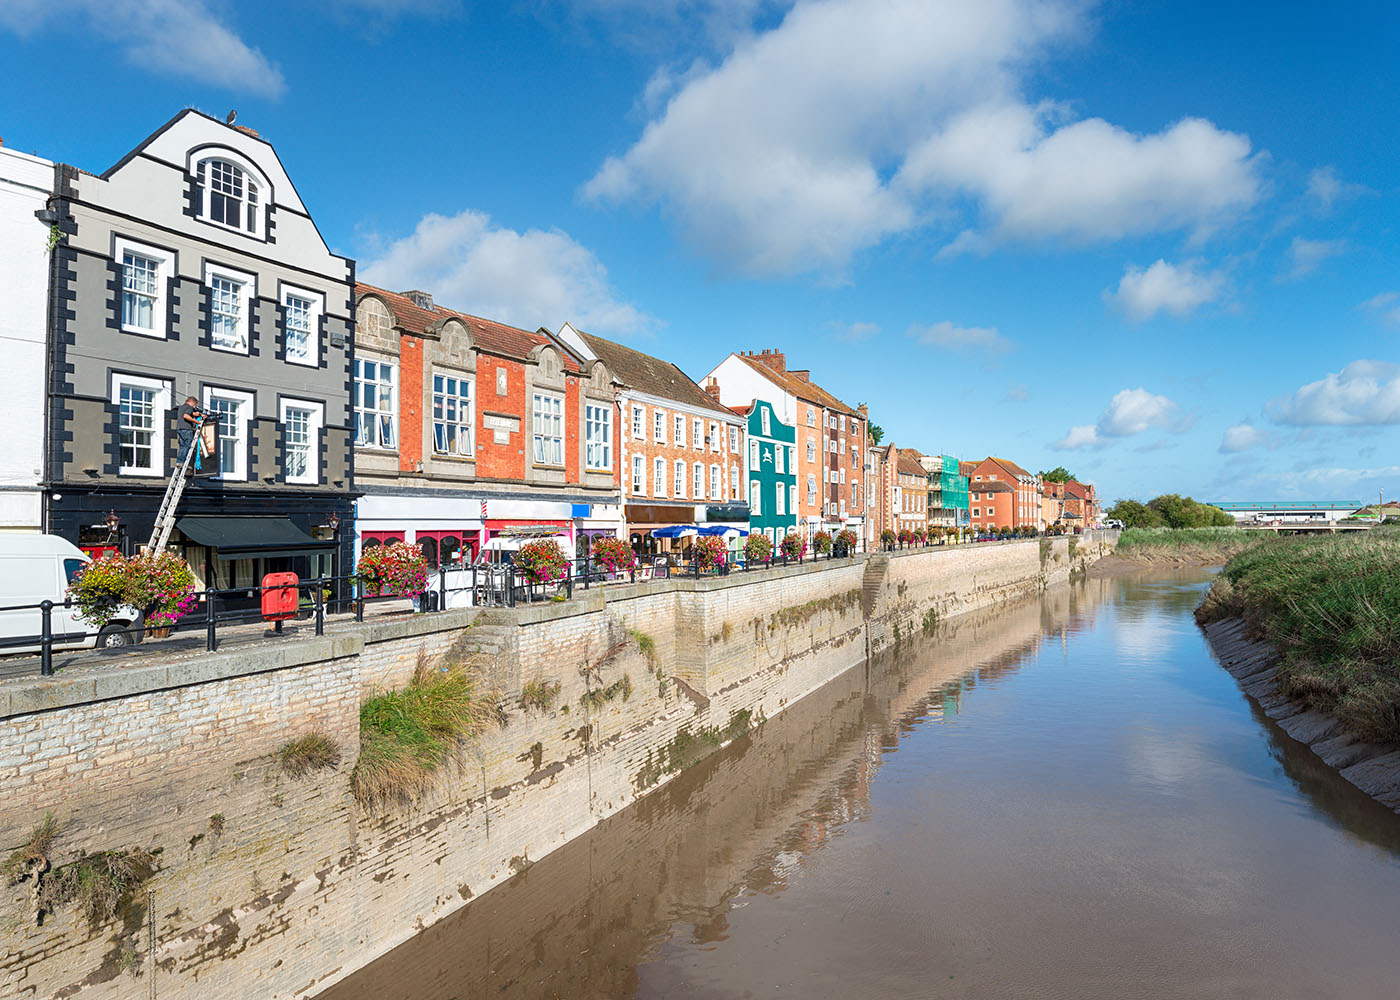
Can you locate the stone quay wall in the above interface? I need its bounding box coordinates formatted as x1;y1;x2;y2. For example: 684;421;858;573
0;533;1113;999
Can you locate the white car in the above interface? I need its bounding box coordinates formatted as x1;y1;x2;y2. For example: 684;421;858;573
0;534;144;655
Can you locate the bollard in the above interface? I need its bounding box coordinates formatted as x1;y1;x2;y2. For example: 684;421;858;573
39;600;53;676
314;580;325;636
206;588;217;652
355;584;364;622
438;566;446;613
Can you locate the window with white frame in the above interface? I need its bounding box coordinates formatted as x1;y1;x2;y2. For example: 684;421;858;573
774;446;784;474
632;405;644;438
692;418;703;449
197;157;262;236
789;484;797;513
281;285;322;366
654;409;666;443
113;375;169;475
354;358;397;449
729;426;739;452
203;387;254;481
807;474;817;503
730;465;739;500
280;398;323;484
750;481;761;516
749;440;759;471
761;409;771;435
432;373;473;457
806;407;815;426
533;392;564;466
839;438;846;454
674;459;686;498
654;457;666;497
204;263;254;353
840;468;846;484
115;238;169;338
693;462;703;497
632;454;645;495
776;487;785;516
709;421;719;452
585;403;612;470
709;464;720;500
675;414;685;447
807;439;816;462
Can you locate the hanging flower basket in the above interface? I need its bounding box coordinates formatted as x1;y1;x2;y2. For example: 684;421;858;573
357;541;428;597
515;539;570;584
779;531;807;561
68;551;197;630
881;529;897;548
834;529;858;556
812;530;833;555
743;532;773;564
592;536;637;575
694;535;727;572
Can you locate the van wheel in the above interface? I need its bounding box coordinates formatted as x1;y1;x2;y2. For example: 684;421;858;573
97;625;130;649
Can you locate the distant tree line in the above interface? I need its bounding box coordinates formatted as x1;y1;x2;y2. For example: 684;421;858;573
1106;494;1234;529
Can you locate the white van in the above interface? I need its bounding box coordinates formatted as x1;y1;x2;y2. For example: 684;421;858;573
0;534;144;655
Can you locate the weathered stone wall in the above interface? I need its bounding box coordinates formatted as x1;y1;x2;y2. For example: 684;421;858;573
0;534;1114;999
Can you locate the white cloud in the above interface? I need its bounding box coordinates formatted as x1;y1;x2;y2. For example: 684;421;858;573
360;210;653;337
1053;424;1102;450
903;105;1260;252
1282;235;1346;280
1004;382;1029;401
0;0;285;97
908;320;1009;353
828;321;879;342
1105;259;1227;322
584;0;1264;277
1053;387;1181;450
1268;360;1400;426
1358;290;1400;329
1219;423;1269;453
1305;166;1366;212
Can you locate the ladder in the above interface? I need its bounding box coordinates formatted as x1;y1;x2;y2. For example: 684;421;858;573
147;418;203;556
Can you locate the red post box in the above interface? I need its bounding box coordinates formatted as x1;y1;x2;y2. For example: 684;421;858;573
261;572;299;622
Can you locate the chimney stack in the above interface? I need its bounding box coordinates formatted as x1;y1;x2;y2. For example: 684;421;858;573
704;377;722;401
750;349;786;373
405;290;435;311
234;124;260;139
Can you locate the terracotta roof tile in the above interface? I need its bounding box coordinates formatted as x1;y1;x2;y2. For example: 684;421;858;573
986;455;1031;478
897;455;928;477
574;331;735;417
357;284;580;372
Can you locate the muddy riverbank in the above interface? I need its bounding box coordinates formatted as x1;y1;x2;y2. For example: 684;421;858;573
1200;617;1400;812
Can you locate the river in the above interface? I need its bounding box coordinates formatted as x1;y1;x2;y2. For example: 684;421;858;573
318;569;1400;999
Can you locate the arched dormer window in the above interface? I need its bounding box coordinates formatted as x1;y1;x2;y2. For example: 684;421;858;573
190;148;270;239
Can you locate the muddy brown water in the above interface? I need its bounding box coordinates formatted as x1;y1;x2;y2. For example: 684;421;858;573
318;571;1400;1000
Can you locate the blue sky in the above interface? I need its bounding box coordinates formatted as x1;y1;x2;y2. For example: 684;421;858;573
3;0;1397;507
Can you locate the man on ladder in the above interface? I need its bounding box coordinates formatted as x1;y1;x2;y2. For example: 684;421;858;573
147;397;210;556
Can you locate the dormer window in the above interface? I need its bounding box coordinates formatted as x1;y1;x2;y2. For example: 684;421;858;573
191;151;269;239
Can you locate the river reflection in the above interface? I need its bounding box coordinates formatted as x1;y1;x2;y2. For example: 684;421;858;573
320;570;1400;1000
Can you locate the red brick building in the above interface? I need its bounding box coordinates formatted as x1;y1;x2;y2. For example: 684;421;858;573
967;456;1042;532
352;285;621;566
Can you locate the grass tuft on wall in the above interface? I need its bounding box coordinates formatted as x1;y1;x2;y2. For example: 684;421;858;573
277;732;342;778
352;663;500;806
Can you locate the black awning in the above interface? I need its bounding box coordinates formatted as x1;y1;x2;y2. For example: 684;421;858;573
176;516;338;560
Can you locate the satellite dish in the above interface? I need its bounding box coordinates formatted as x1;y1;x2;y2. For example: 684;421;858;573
226;109;237;125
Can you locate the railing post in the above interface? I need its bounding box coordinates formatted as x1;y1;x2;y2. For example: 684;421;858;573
507;567;517;608
39;600;53;676
314;580;325;636
206;588;217;652
355;580;365;622
438;565;446;613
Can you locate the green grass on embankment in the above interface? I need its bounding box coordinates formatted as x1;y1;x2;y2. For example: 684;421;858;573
1113;526;1261;565
1195;529;1400;744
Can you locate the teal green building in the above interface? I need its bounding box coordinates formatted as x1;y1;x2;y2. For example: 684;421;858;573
742;399;797;543
935;455;970;527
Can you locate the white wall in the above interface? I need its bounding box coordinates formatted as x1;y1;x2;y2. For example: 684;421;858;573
0;147;52;530
704;354;796;425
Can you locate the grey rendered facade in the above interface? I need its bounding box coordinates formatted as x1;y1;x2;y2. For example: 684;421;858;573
43;110;356;588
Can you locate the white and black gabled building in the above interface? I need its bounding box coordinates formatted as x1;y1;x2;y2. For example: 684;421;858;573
39;110;357;591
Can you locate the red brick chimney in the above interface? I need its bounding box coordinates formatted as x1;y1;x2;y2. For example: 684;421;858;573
704;377;722;401
750;349;786;373
234;124;260;139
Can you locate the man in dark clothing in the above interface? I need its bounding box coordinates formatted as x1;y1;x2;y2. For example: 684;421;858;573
177;397;203;464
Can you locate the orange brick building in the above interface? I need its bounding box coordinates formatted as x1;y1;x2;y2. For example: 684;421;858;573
967;456;1042;532
352;285;621;566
